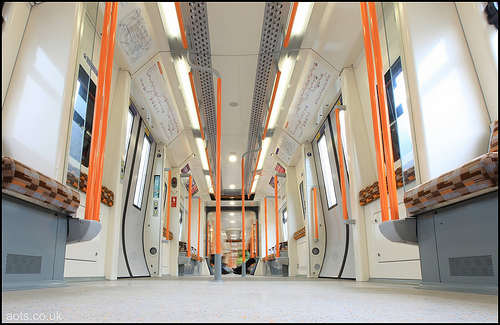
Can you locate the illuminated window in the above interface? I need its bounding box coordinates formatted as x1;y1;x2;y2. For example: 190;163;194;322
282;208;288;240
384;57;414;170
124;108;134;162
133;134;152;209
317;133;337;209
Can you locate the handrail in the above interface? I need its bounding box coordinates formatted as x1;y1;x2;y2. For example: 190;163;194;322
174;2;187;49
206;220;209;258
249;149;262;194
187;175;192;258
197;197;201;261
360;2;390;223
166;169;171;240
188;71;205;140
274;175;280;258
283;2;299;48
184;46;222;280
264;197;269;261
313;186;319;241
368;2;399;221
334;106;349;220
93;2;118;221
85;2;111;221
262;70;281;140
241;156;246;276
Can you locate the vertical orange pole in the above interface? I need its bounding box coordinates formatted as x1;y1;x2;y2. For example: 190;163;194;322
206;220;209;258
274;176;280;258
187;175;192;257
93;2;119;221
283;2;299;48
264;197;269;260
166;170;171;239
262;71;281;140
368;2;399;221
360;2;390;223
313;187;319;240
174;2;188;49
335;110;349;220
84;2;111;221
241;157;246;267
197;197;201;261
189;72;205;140
216;77;221;255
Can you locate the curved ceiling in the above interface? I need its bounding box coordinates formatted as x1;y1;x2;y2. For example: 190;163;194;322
99;2;366;200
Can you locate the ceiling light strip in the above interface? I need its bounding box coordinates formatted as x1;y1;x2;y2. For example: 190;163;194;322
262;70;282;140
188;71;205;140
283;2;299;47
174;2;188;49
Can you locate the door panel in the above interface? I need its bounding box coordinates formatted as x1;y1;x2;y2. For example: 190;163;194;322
312;109;355;279
118;113;156;278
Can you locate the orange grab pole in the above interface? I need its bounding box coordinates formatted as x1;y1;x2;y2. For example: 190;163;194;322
206;220;209;258
166;170;171;239
313;186;319;240
368;2;399;221
197;197;201;261
274;175;280;258
188;72;205;140
84;2;111;221
187;175;192;258
216;77;221;255
93;2;119;221
360;2;390;223
335;110;349;220
264;198;269;261
283;2;299;48
241;157;246;266
174;2;188;49
262;70;281;140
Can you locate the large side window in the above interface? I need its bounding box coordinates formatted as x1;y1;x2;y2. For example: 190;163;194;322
384;57;414;170
317;133;337;209
133;133;152;209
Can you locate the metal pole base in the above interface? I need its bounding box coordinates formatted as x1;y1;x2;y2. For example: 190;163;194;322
242;261;246;277
214;253;222;282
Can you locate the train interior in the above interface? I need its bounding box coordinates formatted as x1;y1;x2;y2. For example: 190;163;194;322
1;2;498;322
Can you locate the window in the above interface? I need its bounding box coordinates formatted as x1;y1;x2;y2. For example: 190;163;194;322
133;133;152;209
317;133;337;209
335;95;349;180
124;108;134;162
178;209;184;240
384;57;414;170
69;65;96;169
299;181;306;219
282;208;288;240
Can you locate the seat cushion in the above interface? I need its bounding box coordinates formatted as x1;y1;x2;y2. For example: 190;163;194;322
403;152;498;216
488;119;498;153
2;156;80;215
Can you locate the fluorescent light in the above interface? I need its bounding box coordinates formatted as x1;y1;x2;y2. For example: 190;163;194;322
158;2;180;37
174;57;200;131
205;175;213;193
250;175;259;194
230;220;235;223
291;2;314;37
229;212;235;216
229;155;237;162
269;57;295;128
197;138;209;170
229;201;235;206
257;138;271;170
229;184;235;189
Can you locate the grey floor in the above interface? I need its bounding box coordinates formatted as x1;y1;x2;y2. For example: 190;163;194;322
2;275;498;323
